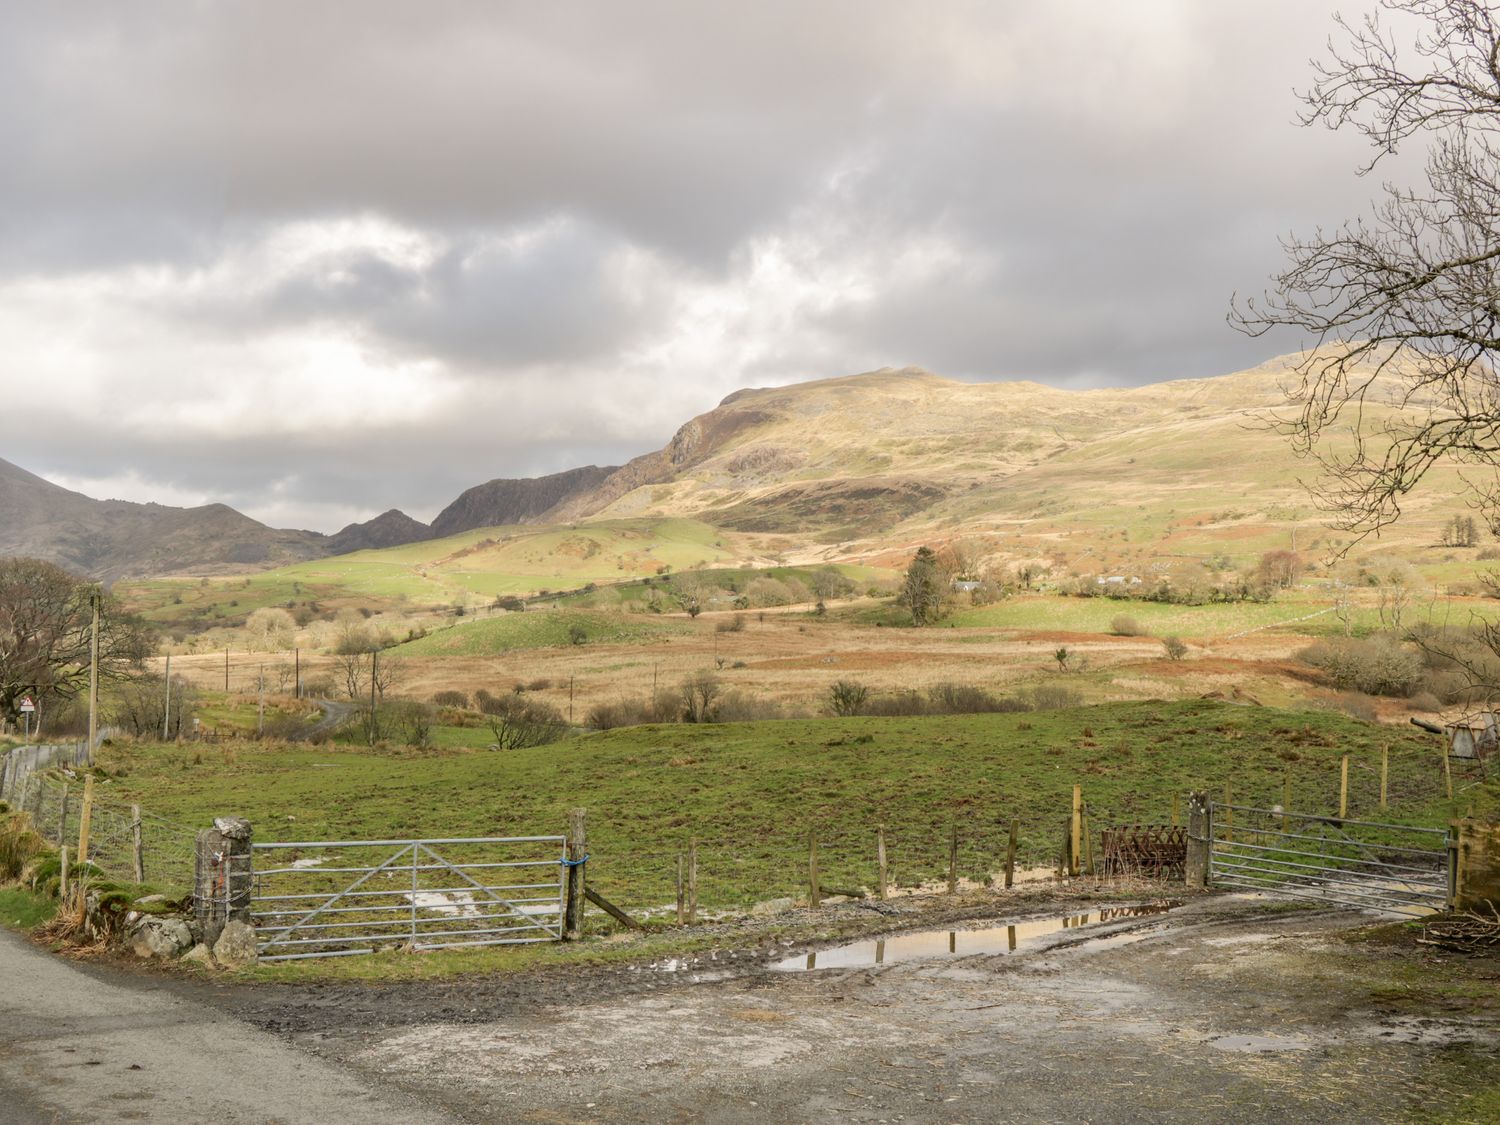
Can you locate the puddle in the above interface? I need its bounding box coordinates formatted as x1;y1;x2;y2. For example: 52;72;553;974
405;890;481;918
1209;1034;1313;1054
770;901;1180;972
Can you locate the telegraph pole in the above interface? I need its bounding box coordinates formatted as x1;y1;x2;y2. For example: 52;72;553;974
368;649;378;746
162;651;172;740
86;589;100;766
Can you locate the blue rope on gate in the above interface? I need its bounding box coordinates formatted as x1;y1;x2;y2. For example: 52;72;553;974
560;854;590;867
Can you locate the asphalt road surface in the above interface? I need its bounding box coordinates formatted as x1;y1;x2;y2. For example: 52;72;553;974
0;929;450;1124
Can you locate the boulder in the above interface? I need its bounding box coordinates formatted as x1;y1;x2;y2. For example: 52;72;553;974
180;943;214;966
212;920;258;967
130;916;193;960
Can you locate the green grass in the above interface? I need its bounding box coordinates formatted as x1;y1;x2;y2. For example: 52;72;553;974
98;701;1470;914
947;593;1347;636
393;609;694;656
0;887;57;930
117;517;741;632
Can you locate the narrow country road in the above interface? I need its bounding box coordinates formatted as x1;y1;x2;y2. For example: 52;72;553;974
0;929;450;1124
304;698;356;739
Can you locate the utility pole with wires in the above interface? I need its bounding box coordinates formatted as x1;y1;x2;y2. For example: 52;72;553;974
368;649;379;746
86;588;100;766
162;651;172;740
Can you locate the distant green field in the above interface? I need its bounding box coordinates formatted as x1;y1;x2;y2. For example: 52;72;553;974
395;609;694;656
98;701;1472;913
945;595;1326;636
118;517;741;630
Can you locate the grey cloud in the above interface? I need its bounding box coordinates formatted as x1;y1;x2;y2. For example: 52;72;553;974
0;0;1409;529
260;221;662;369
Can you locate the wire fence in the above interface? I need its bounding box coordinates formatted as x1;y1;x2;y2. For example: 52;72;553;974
577;743;1470;917
581;817;1072;917
10;771;198;892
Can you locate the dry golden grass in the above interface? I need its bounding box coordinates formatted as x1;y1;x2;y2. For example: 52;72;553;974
157;600;1371;725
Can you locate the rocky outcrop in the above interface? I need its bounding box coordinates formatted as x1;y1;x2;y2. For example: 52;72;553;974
427;465;618;538
326;509;432;554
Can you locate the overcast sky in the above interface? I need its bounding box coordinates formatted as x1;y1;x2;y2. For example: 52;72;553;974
1;1;1396;531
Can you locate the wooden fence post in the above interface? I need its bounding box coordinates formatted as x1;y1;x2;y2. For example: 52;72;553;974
564;807;586;940
1443;746;1454;801
1082;806;1095;877
687;838;698;924
59;844;68;900
808;832;821;908
947;820;959;894
1004;818;1018;889
1380;744;1389;811
1070;785;1082;877
77;775;94;865
1339;755;1350;820
57;783;69;845
131;804;144;884
1185;791;1210;889
675;853;686;924
877;824;888;901
1282;766;1292;832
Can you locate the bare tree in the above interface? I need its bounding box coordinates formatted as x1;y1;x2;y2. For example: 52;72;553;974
371;653;403;702
333;652;366;700
480;693;567;748
679;672;722;723
0;558;155;725
1372;557;1421;631
245;607;295;652
1232;1;1500;543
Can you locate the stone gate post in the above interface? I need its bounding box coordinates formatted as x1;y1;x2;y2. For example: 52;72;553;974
194;816;252;947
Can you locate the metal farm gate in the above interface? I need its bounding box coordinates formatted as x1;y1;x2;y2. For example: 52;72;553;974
1208;802;1452;917
251;835;568;961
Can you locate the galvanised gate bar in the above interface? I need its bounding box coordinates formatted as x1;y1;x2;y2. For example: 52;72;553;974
1208;802;1451;917
250;835;569;960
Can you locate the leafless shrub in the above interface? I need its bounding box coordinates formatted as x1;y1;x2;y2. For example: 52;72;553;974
1298;636;1423;697
1030;684;1084;710
829;680;869;716
481;694;568;749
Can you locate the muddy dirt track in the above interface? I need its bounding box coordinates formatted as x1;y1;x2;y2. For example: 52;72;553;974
179;892;1500;1124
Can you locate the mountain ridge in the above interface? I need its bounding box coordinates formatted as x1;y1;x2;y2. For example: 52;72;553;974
4;351;1440;581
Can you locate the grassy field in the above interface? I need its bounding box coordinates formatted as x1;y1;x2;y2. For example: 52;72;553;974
0;887;57;930
945;593;1345;636
96;701;1475;914
394;609;694;656
117;517;747;632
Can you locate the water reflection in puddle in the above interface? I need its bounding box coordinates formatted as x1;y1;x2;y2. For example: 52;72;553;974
772;901;1180;972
